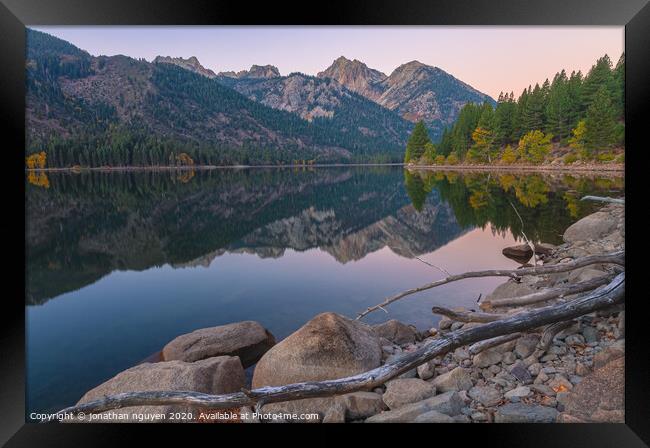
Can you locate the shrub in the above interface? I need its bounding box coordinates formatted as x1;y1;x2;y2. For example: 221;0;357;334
563;153;578;164
596;152;616;162
517;130;552;164
434;155;446;165
446;153;460;165
500;145;518;164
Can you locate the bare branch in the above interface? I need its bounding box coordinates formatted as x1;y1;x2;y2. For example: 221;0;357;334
538;320;576;351
468;333;523;356
414;256;451;276
581;196;624;204
431;306;508;323
480;275;611;309
356;251;624;320
49;273;624;421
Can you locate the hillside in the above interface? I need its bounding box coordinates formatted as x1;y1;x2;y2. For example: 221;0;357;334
26;29;411;166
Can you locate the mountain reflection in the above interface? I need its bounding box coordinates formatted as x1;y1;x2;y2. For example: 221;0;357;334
26;167;622;305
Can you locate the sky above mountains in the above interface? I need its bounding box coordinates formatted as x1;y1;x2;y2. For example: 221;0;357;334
33;26;623;99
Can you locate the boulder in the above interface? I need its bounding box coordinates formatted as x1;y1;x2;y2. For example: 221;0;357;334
502;244;533;263
495;403;559;423
372;319;418;345
563;211;618;243
509;361;533;384
430;367;473;392
413;410;455;423
567;267;608;285
261;391;387;423
473;348;502;368
557;356;624;423
162;321;275;367
416;360;435;380
593;339;625;369
252;312;381;388
515;334;540;359
505;386;531;399
486;281;536;303
468;386;502;407
365;391;464;422
340;392;387;420
383;378;436;409
533;243;556;256
76;357;245;422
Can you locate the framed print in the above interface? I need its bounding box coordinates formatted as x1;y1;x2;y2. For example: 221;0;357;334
1;0;648;445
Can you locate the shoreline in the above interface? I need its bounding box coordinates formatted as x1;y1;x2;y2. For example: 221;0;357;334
405;163;624;173
27;162;624;173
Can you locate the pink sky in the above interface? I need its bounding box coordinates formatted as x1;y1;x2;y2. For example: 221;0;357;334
34;26;624;99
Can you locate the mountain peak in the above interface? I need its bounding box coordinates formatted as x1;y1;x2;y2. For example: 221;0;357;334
317;57;386;101
153;55;217;78
218;64;281;79
246;64;281;78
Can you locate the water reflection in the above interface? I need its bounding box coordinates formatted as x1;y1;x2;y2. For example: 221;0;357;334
27;168;622;305
25;166;623;414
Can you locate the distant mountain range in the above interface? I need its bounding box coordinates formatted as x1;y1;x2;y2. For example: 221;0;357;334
26;29;494;166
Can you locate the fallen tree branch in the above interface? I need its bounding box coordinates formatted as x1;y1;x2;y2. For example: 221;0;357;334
538;320;577;351
431;306;508;323
480;276;611;309
49;273;624;421
581;195;625;204
356;251;624;320
468;333;523;355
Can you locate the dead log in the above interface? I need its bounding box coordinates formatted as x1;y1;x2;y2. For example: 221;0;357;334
356;251;623;320
538;320;577;351
48;273;624;421
468;333;523;355
581;195;624;204
481;276;611;309
431;306;508;323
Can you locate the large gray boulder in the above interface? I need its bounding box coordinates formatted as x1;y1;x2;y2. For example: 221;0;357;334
260;392;387;423
365;391;464;422
382;378;436;409
494;403;559;423
252;312;381;388
430;367;473;392
75;357;245;422
162;321;275;367
563;211;618;243
486;281;536;302
372;319;418;345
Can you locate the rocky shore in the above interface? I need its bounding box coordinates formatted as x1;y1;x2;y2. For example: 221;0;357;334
69;202;624;423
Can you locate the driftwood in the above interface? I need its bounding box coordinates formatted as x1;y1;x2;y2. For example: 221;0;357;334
480;276;611;309
431;306;508;323
467;333;523;355
581;195;625;204
49;273;624;421
356;251;624;320
538;320;577;351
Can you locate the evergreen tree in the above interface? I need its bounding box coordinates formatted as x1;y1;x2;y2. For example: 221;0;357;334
580;55;613;113
584;86;617;154
404;121;432;162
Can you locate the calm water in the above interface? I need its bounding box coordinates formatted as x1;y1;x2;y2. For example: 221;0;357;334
26;167;623;415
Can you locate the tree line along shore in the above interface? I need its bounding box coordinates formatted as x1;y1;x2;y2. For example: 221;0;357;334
404;54;624;167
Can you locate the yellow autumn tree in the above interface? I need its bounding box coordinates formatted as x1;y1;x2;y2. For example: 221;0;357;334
26;151;47;169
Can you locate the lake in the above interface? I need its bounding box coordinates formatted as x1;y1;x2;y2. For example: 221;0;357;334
25;166;623;416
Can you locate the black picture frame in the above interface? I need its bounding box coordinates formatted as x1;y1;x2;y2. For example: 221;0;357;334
1;0;648;445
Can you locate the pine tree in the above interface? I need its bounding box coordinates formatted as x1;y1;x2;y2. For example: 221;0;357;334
404;121;432;162
584;86;617;154
580;55;613;113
